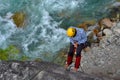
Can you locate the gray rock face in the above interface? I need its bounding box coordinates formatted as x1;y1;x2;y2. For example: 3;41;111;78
0;61;112;80
81;22;120;80
53;22;120;80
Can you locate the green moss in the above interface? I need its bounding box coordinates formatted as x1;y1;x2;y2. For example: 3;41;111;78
0;50;9;60
53;48;68;66
116;0;120;2
34;58;42;62
0;45;19;60
20;55;29;61
6;45;19;54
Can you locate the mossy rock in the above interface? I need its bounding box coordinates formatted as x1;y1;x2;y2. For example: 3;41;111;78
116;0;120;2
20;55;30;61
0;45;19;60
12;12;26;27
53;48;68;66
34;58;42;62
84;20;96;26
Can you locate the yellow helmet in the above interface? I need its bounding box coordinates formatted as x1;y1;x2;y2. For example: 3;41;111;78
66;27;76;37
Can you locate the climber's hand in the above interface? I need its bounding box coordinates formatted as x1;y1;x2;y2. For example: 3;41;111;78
74;42;78;48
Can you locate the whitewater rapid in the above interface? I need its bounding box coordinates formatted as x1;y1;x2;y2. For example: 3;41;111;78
0;0;116;61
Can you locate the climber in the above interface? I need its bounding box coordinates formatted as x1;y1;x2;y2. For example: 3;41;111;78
65;27;88;72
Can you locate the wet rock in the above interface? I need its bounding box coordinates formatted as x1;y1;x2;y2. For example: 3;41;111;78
12;12;26;27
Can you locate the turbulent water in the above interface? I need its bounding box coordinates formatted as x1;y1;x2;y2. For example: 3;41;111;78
0;0;116;61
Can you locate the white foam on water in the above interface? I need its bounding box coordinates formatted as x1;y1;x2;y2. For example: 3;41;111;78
19;9;69;59
0;14;16;49
112;2;120;7
42;0;85;14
